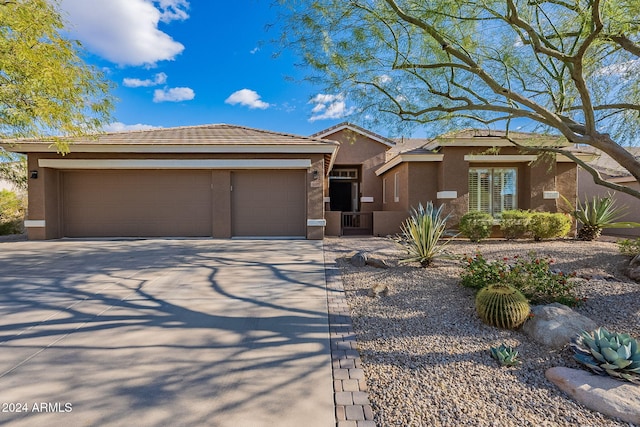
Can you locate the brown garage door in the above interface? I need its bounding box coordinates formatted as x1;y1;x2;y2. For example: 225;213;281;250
62;170;213;237
232;170;306;237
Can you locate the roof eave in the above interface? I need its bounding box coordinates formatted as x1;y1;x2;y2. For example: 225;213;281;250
0;142;338;155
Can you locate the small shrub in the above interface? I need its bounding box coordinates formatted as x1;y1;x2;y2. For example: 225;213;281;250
529;212;571;241
0;190;25;235
460;252;580;306
508;253;578;305
460;253;509;290
618;238;640;257
394;202;453;267
499;210;532;240
459;211;493;242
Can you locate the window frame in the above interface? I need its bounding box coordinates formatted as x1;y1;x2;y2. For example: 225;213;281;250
394;172;400;203
468;167;517;216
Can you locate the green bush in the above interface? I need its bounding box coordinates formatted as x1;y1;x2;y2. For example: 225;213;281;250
529;212;571;241
499;210;532;240
394;202;453;267
618;238;640;257
459;211;493;242
0;190;25;235
460;252;580;306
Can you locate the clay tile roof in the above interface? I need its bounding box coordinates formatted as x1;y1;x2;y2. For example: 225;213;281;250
8;124;339;146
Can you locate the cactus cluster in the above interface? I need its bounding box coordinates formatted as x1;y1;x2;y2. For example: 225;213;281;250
490;343;520;367
475;284;530;329
571;327;640;384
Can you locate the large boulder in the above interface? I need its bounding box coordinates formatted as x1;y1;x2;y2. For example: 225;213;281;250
522;303;597;349
546;367;640;425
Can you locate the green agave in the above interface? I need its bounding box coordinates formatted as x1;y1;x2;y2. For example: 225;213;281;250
490;343;520;367
571;327;640;384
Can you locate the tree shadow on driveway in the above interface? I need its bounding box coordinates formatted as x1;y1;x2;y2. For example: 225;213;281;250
0;239;333;427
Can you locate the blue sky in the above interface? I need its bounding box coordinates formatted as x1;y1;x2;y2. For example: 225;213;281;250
58;0;353;137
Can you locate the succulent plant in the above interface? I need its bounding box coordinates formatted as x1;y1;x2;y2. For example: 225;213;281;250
571;327;640;384
475;284;530;329
490;343;520;367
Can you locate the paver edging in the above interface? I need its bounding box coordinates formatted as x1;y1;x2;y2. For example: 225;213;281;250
323;244;376;427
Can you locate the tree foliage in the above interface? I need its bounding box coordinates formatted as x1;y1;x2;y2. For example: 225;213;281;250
0;0;113;150
279;0;640;198
0;154;26;192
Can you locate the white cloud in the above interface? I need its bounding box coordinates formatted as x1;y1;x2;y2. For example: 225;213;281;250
597;59;640;78
225;89;271;110
59;0;189;66
123;72;168;87
375;74;392;84
250;47;260;54
104;122;163;132
153;87;195;102
308;93;355;122
156;0;189;22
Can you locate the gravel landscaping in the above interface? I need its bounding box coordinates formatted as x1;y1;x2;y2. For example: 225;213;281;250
324;236;640;427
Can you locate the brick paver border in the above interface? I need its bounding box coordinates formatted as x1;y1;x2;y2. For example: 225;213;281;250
323;245;376;427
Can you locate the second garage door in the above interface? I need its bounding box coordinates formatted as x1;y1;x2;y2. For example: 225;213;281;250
231;170;306;237
63;170;213;237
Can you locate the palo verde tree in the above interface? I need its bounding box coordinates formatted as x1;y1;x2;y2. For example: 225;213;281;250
0;0;113;150
279;0;640;199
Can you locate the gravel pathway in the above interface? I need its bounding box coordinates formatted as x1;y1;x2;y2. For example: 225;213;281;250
324;237;640;427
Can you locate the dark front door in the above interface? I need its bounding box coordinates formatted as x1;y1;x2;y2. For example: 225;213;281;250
330;181;352;212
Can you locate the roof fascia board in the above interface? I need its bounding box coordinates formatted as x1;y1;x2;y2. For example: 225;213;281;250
438;137;570;148
557;154;598;162
375;153;443;176
4;143;337;154
37;159;313;169
314;124;394;147
465;155;539;162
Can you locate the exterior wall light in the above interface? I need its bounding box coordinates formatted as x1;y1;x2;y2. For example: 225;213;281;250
30;170;38;179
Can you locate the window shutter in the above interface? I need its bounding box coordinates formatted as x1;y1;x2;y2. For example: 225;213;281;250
469;169;491;213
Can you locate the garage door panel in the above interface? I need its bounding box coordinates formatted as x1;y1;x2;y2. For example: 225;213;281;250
232;171;306;237
63;170;212;237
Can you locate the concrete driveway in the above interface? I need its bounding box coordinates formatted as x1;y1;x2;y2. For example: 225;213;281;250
0;239;333;427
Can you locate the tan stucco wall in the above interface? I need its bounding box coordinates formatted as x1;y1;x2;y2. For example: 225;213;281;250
373;211;409;237
324;211;341;236
408;162;439;210
578;168;640;237
438;147;469;224
26;151;326;240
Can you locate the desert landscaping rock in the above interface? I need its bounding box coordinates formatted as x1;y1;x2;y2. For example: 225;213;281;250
522;303;599;349
546;367;640;425
325;237;640;426
365;257;390;269
350;251;368;267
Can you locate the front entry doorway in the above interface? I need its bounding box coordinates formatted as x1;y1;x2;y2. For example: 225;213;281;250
328;167;372;235
329;181;358;212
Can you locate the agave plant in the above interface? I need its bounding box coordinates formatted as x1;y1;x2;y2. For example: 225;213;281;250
490;343;520;367
571;327;640;384
394;202;454;267
563;194;640;241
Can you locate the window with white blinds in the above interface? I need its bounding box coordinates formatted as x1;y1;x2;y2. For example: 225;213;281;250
468;168;517;216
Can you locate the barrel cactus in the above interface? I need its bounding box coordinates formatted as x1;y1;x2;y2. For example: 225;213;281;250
571;327;640;384
475;284;530;329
